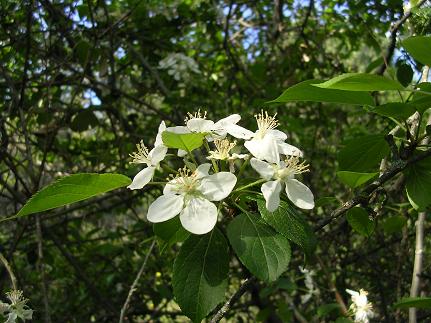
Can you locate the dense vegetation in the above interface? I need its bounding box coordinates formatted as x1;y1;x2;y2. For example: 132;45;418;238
1;0;431;322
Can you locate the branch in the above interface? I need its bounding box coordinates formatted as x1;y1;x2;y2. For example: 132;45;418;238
209;277;257;323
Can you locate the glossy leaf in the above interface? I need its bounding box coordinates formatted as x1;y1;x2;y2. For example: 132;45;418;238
405;157;431;210
396;63;413;87
172;228;229;322
346;207;374;237
17;173;131;217
394;297;431;309
336;171;378;188
369;102;416;120
402;36;431;66
313;73;404;91
153;217;190;253
227;212;291;282
162;131;205;152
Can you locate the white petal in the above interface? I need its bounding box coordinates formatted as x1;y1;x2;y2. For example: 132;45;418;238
346;289;359;297
177;149;187;157
166;126;190;134
186;118;214;133
180;197;218;234
245;135;280;164
127;167;156;190
212;114;241;137
224;124;254;139
230;153;249;160
148;145;167;165
147;194;184;222
261;180;282;212
285;179;315;209
154;121;167;147
198;172;237;201
163;178;180;195
278;142;303;157
268;129;288;141
195;163;211;179
250;158;274;180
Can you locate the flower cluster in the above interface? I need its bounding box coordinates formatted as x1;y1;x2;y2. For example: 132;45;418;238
128;110;314;234
0;290;33;323
346;289;374;323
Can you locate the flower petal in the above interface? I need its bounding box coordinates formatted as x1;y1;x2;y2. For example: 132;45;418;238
224;124;254;139
212;114;241;137
195;163;211;179
127;167;156;190
148;145;167;165
187;118;214;133
154;121;166;147
284;179;314;209
198;172;237;201
166;126;190;134
147;194;184;223
180;197;218;234
177;149;188;157
268;129;288;141
250;158;274;180
245;135;280;164
261;180;282;212
278;142;303;157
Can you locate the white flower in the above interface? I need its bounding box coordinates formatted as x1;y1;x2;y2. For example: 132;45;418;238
128;122;168;190
250;156;314;212
346;289;374;323
207;139;249;172
0;290;33;323
225;110;302;164
146;164;237;234
299;266;319;304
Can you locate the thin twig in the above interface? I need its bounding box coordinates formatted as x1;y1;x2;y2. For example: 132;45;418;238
0;252;17;290
119;239;156;323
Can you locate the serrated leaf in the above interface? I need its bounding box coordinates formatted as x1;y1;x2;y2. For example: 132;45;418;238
402;36;431;66
337;171;378;188
153;217;190;253
346;207;374;237
172;228;229;322
394;297;431;309
313;73;404;91
17;173;131;217
405;157;431;210
161;131;205;152
257;199;316;257
268;80;374;106
381;215;407;235
369;102;416;120
338;135;390;172
227;212;291;282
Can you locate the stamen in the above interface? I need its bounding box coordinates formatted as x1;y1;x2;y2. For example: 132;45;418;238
208;139;237;160
129;140;150;164
168;167;200;193
284;156;310;175
255;110;279;138
184;109;207;123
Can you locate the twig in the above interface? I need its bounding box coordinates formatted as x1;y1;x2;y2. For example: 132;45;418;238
0;252;17;290
119;239;156;323
210;277;257;323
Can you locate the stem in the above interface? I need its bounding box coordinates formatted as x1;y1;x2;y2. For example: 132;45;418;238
0;252;17;290
204;140;219;172
233;179;266;192
236;158;249;179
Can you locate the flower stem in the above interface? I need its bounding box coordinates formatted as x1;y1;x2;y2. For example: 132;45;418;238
234;179;266;192
203;140;219;172
0;252;17;290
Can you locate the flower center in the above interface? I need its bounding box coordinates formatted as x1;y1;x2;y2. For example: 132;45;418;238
168;167;201;195
255;110;279;139
276;156;309;180
209;139;236;160
129;140;150;164
184;109;207;124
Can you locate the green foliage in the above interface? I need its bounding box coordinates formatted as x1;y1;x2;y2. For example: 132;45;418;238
401;36;431;66
227;212;291;282
396;63;414;87
153;217;190;253
313;73;404;91
336;171;378;188
381;215;407;235
172;228;229;322
369;102;416;120
346;207;374;237
317;303;342;318
394;297;431;309
161;131;205;152
16;174;131;217
405;157;431;210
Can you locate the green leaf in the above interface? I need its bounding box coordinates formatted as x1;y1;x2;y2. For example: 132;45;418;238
313;73;404;91
161;131;205;152
268;80;374;106
153;217;190;253
227;212;291;282
338;135;390;172
317;303;341;318
381;215;407;235
394;297;431;309
396;63;413;87
346;207;374;237
315;196;338;208
405;157;431;210
369;102;416;120
17;173;131;217
337;171;378;188
70;110;99;132
411;82;431;114
257;199;316;257
365;57;384;73
172;228;229;322
402;36;431;66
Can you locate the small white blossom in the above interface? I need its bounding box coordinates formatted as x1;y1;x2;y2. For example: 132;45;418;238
250;156;314;211
207;139;248;172
158;53;200;81
346;289;374;323
128;121;167;190
146;164;237;234
299;266;319;304
0;290;33;323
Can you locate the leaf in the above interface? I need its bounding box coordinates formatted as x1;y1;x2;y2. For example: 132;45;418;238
338;135;390;172
17;173;131;217
172;228;229;322
405;157;431;210
70;110;99;132
313;73;404;91
346;207;374;237
365;57;384;73
268;80;374;106
227;212;291;282
381;215;407;235
161;131;205;152
402;36;431;66
394;297;431;309
315;196;338;208
411;82;431;114
369;102;416;120
153;217;190;253
257;199;316;257
396;63;413;87
317;303;341;318
336;171;378;188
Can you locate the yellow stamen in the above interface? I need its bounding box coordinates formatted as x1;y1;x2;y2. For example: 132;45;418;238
129;140;150;164
184;109;207;123
255;110;279;138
